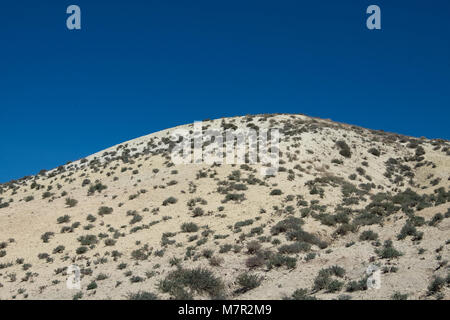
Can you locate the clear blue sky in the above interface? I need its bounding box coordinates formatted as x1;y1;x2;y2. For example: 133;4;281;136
1;0;449;183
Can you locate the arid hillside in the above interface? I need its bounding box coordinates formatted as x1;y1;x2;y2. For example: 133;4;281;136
0;114;449;300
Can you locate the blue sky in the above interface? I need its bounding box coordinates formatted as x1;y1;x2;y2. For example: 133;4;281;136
1;0;449;182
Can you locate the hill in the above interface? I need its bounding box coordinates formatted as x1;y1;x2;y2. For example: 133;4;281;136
0;114;449;300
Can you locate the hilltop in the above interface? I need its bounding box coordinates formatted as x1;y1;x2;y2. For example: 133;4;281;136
0;114;449;300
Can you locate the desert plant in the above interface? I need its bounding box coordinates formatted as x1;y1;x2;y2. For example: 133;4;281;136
127;291;158;300
235;273;263;293
158;267;225;299
57;215;71;224
98;206;113;216
65;198;78;208
181;222;199;233
359;230;378;241
162;197;177;206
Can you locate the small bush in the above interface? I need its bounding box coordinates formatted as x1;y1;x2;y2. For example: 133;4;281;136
245;255;265;268
286;288;317;300
65;198;78;208
397;222;419;240
359;230;378;241
98;206;113;216
391;292;408;300
429;213;444;227
192;207;204;217
181;222;199;233
368;148;380;157
41;232;54;243
52;245;65;254
209;256;224;267
78;235;98;246
158;267;225;299
336;140;351;158
162;197;177;206
57;215;70;224
235;273;263;293
377;240;402;259
105;239;116;246
270;189;283;196
266;254;296;269
346;279;367;292
76;246;88;255
247;241;262;254
127;291;158;300
427;276;445;295
87;281;97;290
278;242;311;254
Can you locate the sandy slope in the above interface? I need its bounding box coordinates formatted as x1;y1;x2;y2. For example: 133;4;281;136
0;114;449;300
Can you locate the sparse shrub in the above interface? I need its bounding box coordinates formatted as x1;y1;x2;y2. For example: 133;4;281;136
209;256;224;267
52;245;65;254
96;273;109;281
65;198;78;208
223;193;246;203
192;207;204;217
87;281;97;290
397;222;420;240
234;219;254;229
377;240;402;259
98;206;113;216
41;232;54;243
162;197;177;206
76;246;88;255
278;242;311;254
73;292;83;300
127;291;158;300
271;217;304;235
131;248;148;261
429;213;444;227
219;244;232;253
42;191;53;199
346;278;367;292
87;182;108;195
158;267;225;299
266;254;296;269
359;230;378;241
285;288;317;300
270;189;283;196
305;252;316;261
312;266;345;292
246;255;265;268
78;235;98;246
391;292;408;300
181;222;199;233
327;280;344;293
336;140;351;158
130;275;144;283
235;273;263;293
246;240;261;254
368;148;380;157
427;276;445;295
57;215;70;224
105;239;116;246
